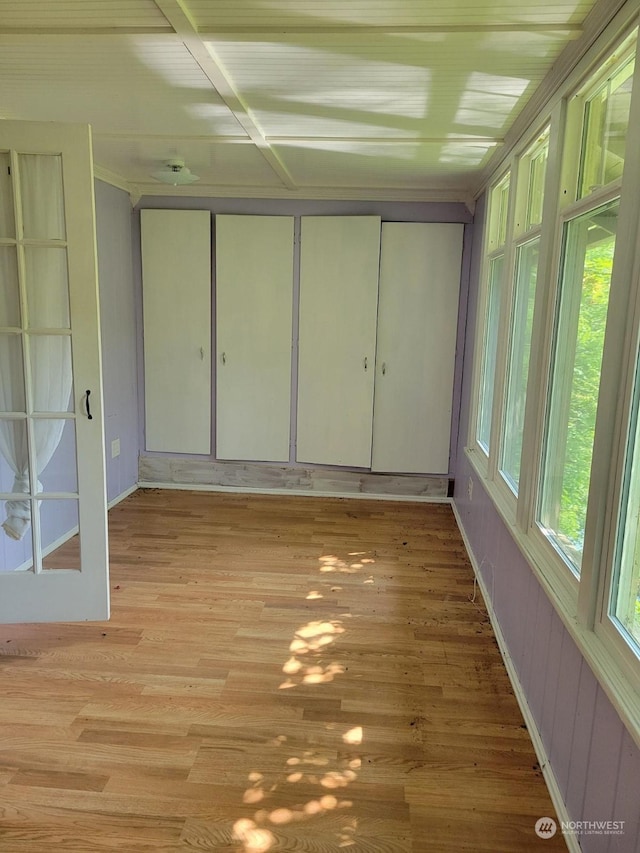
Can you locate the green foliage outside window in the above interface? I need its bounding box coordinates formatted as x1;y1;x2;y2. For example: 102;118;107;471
557;238;614;548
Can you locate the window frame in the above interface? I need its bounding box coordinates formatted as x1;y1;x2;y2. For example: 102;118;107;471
465;16;640;747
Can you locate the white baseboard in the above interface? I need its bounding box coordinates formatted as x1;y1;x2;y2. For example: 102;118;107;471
9;485;139;572
108;484;138;509
137;480;451;504
451;503;580;853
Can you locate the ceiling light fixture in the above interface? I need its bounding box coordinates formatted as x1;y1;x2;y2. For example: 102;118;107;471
151;157;200;186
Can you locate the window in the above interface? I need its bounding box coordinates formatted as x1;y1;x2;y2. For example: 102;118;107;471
475;174;510;456
466;24;640;738
612;377;640;652
500;238;539;491
499;131;549;494
579;56;634;198
538;199;619;573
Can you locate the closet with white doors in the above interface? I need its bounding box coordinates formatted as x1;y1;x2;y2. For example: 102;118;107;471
296;216;463;473
215;214;294;462
140;210;464;476
296;216;382;468
140;209;211;454
372;222;463;474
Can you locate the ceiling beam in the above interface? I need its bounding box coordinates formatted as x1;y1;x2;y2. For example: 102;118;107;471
151;0;297;190
94;132;502;146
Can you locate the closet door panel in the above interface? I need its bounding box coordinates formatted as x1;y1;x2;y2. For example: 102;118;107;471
216;215;294;462
141;209;211;454
372;222;463;474
297;216;381;468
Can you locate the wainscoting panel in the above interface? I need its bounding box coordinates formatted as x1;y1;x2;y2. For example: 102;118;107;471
139;456;449;500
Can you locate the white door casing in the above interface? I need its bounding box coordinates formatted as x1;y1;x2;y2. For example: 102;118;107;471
0;120;109;623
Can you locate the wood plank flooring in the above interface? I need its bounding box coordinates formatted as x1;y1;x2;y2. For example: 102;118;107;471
0;489;567;852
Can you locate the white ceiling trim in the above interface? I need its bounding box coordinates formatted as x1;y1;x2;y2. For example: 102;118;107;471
93;164;131;193
152;0;297;190
474;0;637;196
136;180;474;205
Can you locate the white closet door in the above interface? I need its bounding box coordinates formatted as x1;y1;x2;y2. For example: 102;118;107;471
216;215;294;462
297;216;381;468
141;209;211;454
372;222;463;474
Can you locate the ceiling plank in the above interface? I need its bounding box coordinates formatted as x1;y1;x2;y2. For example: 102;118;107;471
202;23;584;38
152;0;297;189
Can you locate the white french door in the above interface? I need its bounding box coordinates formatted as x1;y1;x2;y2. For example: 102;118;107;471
0;120;109;623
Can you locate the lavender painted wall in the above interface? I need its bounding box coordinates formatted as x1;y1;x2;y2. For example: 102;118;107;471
453;193;640;852
95;180;138;504
133;196;473;478
0;181;138;572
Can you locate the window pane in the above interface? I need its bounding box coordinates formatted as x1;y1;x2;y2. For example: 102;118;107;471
497;180;510;246
477;256;504;453
611;372;640;654
538;199;619;572
579;57;634;198
488;175;510;250
500;238;539;492
526;142;549;229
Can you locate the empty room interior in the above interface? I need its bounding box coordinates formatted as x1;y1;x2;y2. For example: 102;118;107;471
1;0;640;850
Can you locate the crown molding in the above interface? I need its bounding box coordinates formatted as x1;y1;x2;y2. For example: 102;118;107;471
473;0;638;199
93;164;131;193
133;181;474;205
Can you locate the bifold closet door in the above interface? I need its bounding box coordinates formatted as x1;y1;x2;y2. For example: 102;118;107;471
215;215;294;462
141;209;211;454
297;216;381;468
372;222;463;474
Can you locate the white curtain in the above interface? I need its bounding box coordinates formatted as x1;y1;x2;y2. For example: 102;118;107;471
0;154;72;541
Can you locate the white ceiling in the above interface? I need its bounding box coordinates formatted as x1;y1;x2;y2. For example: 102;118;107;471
0;0;612;202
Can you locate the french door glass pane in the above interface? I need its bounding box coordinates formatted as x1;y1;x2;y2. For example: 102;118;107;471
500;238;539;492
0;248;20;329
0;419;28;494
477;255;504;453
28;335;73;413
24;248;70;329
579;58;634;198
0;335;26;412
36;419;78;493
0;501;33;572
538;199;619;572
19;154;66;241
0;152;15;238
41;500;80;571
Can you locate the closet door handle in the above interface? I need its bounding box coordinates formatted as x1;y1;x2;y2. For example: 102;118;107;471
221;352;226;365
382;362;386;376
199;346;205;361
85;389;93;420
364;357;368;371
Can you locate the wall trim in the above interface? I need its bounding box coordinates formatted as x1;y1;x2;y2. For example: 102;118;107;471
137;480;450;503
138;455;450;501
108;484;138;510
451;502;579;853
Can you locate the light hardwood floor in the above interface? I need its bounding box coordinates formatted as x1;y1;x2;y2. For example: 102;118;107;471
0;489;566;852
